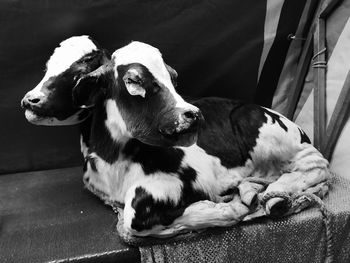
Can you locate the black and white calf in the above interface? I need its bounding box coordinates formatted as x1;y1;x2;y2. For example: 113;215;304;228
21;35;109;156
22;37;330;237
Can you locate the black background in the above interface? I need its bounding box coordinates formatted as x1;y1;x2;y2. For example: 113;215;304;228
0;0;305;174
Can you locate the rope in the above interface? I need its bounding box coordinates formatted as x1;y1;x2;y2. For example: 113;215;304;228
260;192;333;263
312;47;327;60
312;47;327;68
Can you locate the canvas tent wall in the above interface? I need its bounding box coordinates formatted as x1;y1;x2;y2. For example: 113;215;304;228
272;0;350;179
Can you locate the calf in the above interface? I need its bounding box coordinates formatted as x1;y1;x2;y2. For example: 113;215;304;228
22;38;330;237
21;35;109;156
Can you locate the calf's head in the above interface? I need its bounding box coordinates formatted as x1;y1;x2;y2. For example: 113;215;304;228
21;35;109;125
74;41;203;147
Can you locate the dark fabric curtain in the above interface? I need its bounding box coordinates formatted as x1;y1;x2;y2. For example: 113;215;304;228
0;0;306;174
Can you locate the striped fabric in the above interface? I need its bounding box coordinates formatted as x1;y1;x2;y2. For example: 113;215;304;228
272;0;318;114
256;0;309;107
295;0;350;179
257;0;285;81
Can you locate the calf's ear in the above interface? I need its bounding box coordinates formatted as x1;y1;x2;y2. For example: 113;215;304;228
165;63;178;87
123;68;146;98
72;63;112;108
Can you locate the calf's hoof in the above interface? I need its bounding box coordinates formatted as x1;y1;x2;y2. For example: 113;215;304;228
241;191;259;209
238;181;265;209
265;197;291;217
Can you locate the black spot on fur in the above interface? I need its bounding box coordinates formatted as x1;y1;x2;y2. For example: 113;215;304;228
79;114;92;148
194;98;267;168
122;139;185;174
178;167;209;205
88;99;121;164
130;172;208;232
262;108;288;132
131;187;185;232
83;158;88;172
298;128;311;144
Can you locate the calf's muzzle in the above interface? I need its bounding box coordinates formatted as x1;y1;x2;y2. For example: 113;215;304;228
158;108;204;138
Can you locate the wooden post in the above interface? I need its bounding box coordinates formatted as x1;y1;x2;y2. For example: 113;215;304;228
313;18;327;151
323;71;350;160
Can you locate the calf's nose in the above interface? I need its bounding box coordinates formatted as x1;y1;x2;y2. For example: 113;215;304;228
21;94;43;108
181;109;204;125
182;110;200;122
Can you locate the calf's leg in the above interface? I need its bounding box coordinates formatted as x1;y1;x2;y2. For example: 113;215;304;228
262;143;330;216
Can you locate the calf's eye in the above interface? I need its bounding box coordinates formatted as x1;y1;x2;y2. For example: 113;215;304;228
152;82;160;94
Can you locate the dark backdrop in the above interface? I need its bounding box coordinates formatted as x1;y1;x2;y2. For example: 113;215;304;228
0;0;306;174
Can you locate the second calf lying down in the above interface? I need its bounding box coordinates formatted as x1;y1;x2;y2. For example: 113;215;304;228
21;36;330;236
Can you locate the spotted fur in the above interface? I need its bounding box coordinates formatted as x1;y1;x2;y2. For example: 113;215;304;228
22;38;330;236
21;35;108;126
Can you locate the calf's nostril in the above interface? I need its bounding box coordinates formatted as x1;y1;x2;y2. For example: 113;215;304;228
183;111;197;121
28;98;41;104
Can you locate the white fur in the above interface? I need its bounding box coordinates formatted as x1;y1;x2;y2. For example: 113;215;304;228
124;69;146;98
84;152;147;204
130;197;250;237
26;36;97;100
80;135;89;157
123;175;184;232
133;174;183;203
105;99;130;141
46;35;97;78
24;108;87;126
179;144;243;201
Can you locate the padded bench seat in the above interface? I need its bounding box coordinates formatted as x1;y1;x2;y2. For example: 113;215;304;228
136;174;350;263
2;167;350;263
0;167;140;263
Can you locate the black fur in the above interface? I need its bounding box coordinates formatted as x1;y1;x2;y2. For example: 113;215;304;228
79;113;92;148
122;139;185;175
178;167;209;205
298;128;311;144
262;108;288;132
130;168;208;231
131;187;186;231
194;98;267;168
115;63;198;147
83;158;88;172
88;99;121;164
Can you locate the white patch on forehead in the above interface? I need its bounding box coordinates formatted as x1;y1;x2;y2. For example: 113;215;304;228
112;41;194;108
45;35;97;78
25;36;98;100
112;42;173;87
